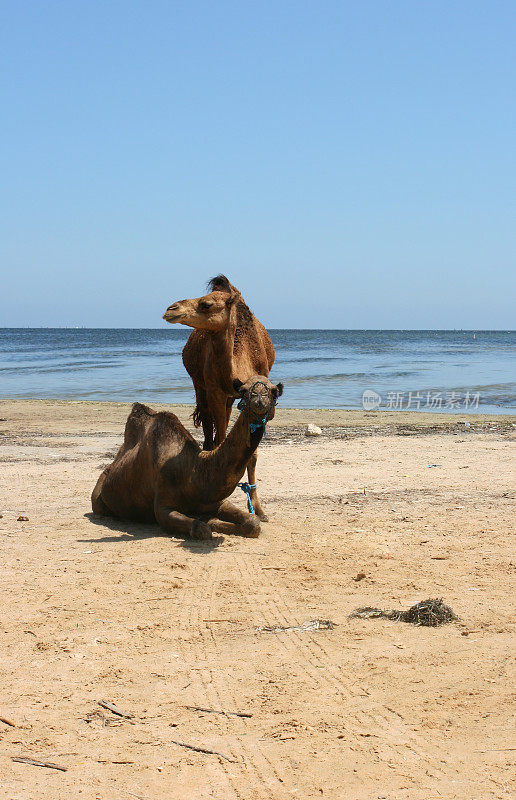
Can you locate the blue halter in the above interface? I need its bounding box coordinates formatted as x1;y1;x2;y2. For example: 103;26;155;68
236;380;272;438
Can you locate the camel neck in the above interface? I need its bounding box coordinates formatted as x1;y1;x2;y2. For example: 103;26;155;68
208;323;237;394
210;316;236;357
210;327;232;350
203;408;262;479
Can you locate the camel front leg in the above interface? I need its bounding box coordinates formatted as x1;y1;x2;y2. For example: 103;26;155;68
154;506;213;541
225;397;234;428
201;415;215;451
246;452;268;522
208;500;261;538
194;386;215;450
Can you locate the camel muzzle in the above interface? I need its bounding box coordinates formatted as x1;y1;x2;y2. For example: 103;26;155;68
253;397;270;415
163;304;185;323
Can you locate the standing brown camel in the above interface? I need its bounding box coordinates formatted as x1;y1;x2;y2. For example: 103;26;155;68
163;275;275;520
91;376;283;541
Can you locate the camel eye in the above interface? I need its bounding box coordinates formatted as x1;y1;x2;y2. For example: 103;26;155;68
199;301;213;311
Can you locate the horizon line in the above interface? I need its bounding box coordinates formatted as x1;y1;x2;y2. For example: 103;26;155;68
1;327;515;333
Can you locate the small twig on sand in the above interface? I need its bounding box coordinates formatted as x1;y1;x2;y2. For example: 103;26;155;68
170;739;236;762
474;747;516;753
181;549;266;556
259;619;335;633
261;566;287;570
98;700;133;719
133;596;176;603
0;716;16;727
12;756;67;772
185;705;252;718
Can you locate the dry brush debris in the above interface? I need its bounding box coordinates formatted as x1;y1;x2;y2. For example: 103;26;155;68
350;598;459;627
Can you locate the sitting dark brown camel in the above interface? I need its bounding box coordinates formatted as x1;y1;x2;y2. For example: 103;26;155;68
91;376;283;541
163;275;275;520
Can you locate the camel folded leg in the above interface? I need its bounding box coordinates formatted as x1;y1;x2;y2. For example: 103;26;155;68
208;500;261;538
91;470;113;516
246;452;268;522
154;506;214;541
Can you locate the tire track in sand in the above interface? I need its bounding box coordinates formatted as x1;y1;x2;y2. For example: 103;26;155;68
176;561;239;800
179;558;293;800
232;550;454;785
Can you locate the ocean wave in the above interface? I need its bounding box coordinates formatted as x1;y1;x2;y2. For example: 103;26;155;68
279;355;345;364
0;361;124;374
285;370;418;384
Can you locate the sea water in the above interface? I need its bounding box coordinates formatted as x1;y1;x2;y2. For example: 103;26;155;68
0;328;514;413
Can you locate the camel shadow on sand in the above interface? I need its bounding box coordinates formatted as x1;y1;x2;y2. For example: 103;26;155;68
81;513;223;553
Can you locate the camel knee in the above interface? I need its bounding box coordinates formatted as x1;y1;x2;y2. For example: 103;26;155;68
191;518;214;541
91;472;112;516
242;516;261;538
155;504;214;541
91;488;111;516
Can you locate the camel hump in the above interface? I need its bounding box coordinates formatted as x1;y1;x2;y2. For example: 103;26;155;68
123;402;156;448
130;402;155;417
129;402;184;434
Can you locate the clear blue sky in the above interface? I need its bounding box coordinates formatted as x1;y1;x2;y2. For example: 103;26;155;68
1;1;515;328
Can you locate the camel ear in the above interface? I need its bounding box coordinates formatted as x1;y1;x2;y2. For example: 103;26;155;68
233;378;244;394
226;289;241;306
276;382;284;398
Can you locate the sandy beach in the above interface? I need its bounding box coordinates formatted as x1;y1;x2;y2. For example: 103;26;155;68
0;399;515;800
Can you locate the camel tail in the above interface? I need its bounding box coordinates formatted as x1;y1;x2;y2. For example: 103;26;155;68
192;404;203;428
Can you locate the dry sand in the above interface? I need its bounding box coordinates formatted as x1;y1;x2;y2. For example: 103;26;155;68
0;399;515;800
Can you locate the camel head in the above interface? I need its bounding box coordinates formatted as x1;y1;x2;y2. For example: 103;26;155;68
163;287;241;332
232;376;283;423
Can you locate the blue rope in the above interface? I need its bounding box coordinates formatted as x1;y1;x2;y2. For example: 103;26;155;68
238;482;257;514
250;416;268;436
